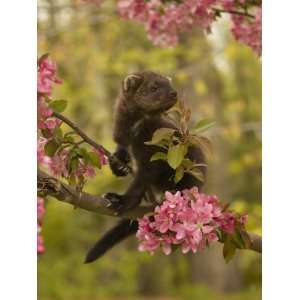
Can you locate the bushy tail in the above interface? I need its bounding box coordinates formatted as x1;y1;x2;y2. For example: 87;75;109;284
84;219;138;264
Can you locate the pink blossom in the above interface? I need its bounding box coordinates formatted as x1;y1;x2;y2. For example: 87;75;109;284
44;118;61;130
215;211;236;234
37;56;105;183
118;0;218;47
37;197;45;223
239;213;248;225
117;0;261;54
75;160;96;178
207;232;218;243
47;151;69;177
220;0;235;10
95;148;108;165
85;164;96;177
231;7;262;55
37;197;46;254
84;0;262;54
37;137;47;164
38;143;68;178
136;216;161;254
37;234;45;254
118;0;147;21
137;188;248;255
37;97;54;130
37;96;52;118
38;57;62;96
162;242;172;255
37;56;62;131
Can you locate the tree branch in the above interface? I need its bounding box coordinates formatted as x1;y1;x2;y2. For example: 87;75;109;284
37;169;151;218
53;112;111;157
53;111;133;173
247;233;262;253
37;169;262;254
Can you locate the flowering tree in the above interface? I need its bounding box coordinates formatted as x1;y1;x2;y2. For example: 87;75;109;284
37;0;261;262
85;0;262;55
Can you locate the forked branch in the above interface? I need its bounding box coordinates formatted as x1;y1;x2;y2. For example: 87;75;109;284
37;169;151;218
53;112;133;173
37;169;262;253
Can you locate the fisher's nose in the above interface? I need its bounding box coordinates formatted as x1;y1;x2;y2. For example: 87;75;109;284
169;90;177;99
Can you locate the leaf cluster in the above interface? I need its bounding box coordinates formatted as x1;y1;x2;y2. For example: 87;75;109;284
40;98;104;190
221;228;252;263
145;100;215;183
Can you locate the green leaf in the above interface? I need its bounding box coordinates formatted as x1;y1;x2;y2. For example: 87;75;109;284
53;127;63;142
174;166;185;183
233;229;246;249
216;230;224;242
167;143;187;169
188;135;213;160
223;236;237;263
76;147;89;160
87;151;101;168
41;128;52;138
181;158;194;169
63;135;75;143
49;100;68;113
187;169;205;182
44;140;59;157
150;152;167;161
64;131;77;136
68;175;76;186
240;230;252;249
69;157;79;173
145;128;175;145
192;119;215;133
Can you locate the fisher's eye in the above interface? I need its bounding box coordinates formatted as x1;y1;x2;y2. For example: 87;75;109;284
150;85;158;92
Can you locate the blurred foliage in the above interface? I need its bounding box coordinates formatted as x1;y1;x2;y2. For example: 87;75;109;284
38;0;261;299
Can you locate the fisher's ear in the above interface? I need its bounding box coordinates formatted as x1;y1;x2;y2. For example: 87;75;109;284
122;74;143;93
166;76;172;83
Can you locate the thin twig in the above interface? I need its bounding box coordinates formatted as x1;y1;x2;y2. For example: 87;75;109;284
76;140;85;146
212;7;255;19
53;111;134;174
53;112;111;157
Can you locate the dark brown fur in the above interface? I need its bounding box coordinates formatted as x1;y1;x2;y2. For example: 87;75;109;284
85;71;206;263
107;71;206;211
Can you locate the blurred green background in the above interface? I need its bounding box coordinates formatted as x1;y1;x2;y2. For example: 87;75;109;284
38;1;262;299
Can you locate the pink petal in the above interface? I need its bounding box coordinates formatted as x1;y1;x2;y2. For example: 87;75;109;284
162;243;171;255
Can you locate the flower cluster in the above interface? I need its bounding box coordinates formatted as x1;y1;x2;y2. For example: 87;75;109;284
37;56;62;130
37;55;107;254
38;136;106;179
136;187;247;255
117;0;261;54
37;197;46;254
231;7;262;56
37;56;62;255
37;55;107;180
38;56;62;96
118;0;216;47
